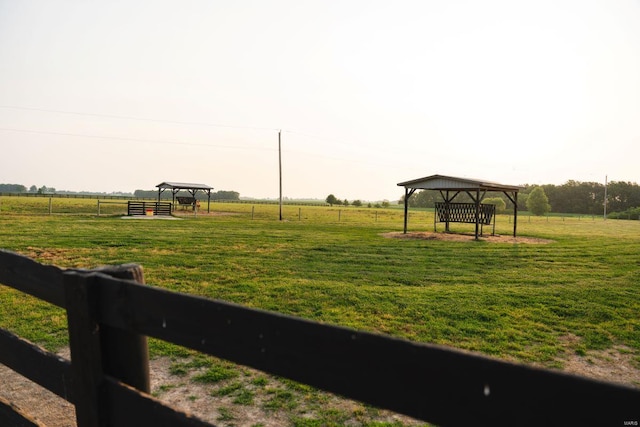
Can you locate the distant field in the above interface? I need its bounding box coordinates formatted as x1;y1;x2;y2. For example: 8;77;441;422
1;197;639;425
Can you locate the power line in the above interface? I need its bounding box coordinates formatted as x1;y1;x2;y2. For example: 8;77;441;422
0;127;277;152
0;105;279;132
0;105;375;152
0;105;418;173
0;105;370;147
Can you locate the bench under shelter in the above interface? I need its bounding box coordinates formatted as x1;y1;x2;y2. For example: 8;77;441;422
156;182;213;213
397;174;522;240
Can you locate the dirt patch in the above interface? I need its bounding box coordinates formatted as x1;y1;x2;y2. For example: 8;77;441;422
22;246;71;264
551;334;640;388
172;211;241;218
148;356;424;427
120;215;182;220
382;231;554;244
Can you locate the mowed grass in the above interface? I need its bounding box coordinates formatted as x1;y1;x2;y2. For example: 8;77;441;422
1;199;639;372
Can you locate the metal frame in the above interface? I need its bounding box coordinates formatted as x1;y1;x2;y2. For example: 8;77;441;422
156;182;213;213
398;175;521;240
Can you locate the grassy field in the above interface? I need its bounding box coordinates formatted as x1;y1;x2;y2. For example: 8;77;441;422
1;196;639;425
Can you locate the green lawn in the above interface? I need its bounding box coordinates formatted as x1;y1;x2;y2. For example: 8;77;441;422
1;199;639;425
1;200;638;364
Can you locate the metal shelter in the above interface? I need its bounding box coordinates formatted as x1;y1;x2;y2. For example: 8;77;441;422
156;182;213;213
397;175;522;239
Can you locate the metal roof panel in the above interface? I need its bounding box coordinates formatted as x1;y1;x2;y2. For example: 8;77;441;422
397;174;521;191
156;182;214;190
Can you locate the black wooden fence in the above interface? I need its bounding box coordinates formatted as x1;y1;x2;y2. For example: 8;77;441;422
0;249;638;427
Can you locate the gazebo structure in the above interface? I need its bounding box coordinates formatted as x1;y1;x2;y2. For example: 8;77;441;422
156;182;213;213
397;175;522;240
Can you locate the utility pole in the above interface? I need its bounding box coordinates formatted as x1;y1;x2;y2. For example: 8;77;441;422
279;130;283;221
604;175;608;220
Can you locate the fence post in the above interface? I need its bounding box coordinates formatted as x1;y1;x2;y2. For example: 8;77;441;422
64;265;151;427
64;271;106;427
94;264;150;394
48;197;52;215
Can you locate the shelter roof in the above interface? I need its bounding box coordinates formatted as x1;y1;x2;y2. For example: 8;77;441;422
397;174;521;192
156;182;213;190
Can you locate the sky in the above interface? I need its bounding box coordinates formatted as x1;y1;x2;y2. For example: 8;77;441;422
1;0;639;201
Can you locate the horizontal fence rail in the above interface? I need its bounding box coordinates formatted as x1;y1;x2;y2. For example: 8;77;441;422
1;249;639;426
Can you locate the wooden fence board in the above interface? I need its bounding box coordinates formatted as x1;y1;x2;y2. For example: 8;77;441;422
0;328;74;402
92;274;640;426
0;249;65;307
0;396;47;427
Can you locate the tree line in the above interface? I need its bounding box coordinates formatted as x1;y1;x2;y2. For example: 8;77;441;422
325;194;391;208
0;184;240;201
0;184;56;194
400;180;640;216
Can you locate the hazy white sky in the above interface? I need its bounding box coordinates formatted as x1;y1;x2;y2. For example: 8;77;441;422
1;0;639;201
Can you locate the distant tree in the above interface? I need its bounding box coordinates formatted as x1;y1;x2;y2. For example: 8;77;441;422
401;190;438;208
381;200;390;208
212;190;240;200
342;199;350;206
483;197;506;214
134;189;162;199
29;185;37;193
37;185;55;194
352;199;362;207
326;194;338;206
607;181;640;213
0;184;27;193
526;186;551;216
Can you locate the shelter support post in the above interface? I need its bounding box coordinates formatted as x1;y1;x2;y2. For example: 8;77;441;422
475;188;480;240
403;188;416;233
439;190;461;232
445;191;450;232
464;189;485;240
433;205;437;232
504;191;518;237
514;192;518;237
172;189;179;211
